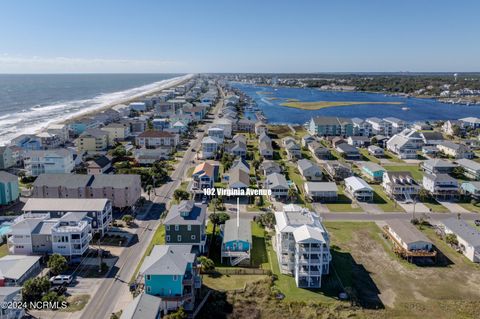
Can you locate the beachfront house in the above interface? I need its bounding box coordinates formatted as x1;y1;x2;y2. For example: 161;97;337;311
0;146;15;169
344;176;374;201
101;123;130;142
0;171;20;205
274;204;331;288
75;128;109;153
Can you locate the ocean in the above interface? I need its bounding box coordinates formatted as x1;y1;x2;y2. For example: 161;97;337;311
0;73;190;145
232;82;480;124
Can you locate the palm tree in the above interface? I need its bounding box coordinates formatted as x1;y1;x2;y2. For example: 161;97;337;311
288;188;298;203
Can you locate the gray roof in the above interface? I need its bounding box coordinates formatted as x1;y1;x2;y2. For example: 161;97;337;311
438;141;468;151
0;171;18;183
164;200;206;225
421;131;444;141
23;198;109;212
456;158;480;171
32;221;56;235
361;162;385;172
297;159;319;172
0;255;41;280
222;218;252;244
266;173;289;189
0;287;22;303
336;143;359;154
423;159;456;169
33;174;94;188
228;167;250;188
424;173;457;183
441;218;480;247
261;160;281;172
305;182;338;192
139;245;195;276
386;219;432;244
120;293;161;319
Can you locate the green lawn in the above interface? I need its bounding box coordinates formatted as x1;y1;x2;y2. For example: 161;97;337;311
422;197;449;212
384;150;405;163
457;200;480;213
250;222;270;269
285;162;313;209
371;185;405;212
359;149;380;163
383;165;424;182
0;244;8;258
266;236;337;303
130;224;165;283
202;274;268;291
325;188;363;212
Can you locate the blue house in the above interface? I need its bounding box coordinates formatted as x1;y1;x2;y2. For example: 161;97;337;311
361;162;386;182
139;245;200;313
461;181;480;199
0;171;20;205
220;218;252;266
13;135;42;150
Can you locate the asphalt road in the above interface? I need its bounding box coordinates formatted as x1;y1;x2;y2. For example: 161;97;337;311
80;86;225;319
320;211;480;221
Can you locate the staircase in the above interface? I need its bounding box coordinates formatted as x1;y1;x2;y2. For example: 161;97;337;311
230;252;250;266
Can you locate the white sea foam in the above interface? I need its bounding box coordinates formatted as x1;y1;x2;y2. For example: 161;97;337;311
0;74;194;145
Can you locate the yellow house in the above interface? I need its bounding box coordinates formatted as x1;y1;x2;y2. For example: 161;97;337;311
101;123;130;142
75;128;109;153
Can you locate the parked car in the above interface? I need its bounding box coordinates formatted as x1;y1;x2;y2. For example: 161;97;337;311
49;283;68;295
50;275;73;285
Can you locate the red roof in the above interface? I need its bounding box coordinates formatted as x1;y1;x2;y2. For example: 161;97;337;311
138;130;175;138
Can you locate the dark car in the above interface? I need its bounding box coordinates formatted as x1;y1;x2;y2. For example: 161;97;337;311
475;220;480;226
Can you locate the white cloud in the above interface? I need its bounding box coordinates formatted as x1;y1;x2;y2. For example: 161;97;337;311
0;54;186;73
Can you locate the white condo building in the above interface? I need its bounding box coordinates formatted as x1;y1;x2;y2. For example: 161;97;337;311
274;204;331;288
24;149;75;176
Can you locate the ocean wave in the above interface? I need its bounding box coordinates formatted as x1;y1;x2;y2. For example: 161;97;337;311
0;74;194;145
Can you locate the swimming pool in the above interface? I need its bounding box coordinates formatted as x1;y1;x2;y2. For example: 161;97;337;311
0;222;12;237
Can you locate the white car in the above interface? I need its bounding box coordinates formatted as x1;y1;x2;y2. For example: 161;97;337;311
50;275;73;285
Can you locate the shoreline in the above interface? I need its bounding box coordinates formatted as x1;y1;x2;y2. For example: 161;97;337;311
59;74;194;125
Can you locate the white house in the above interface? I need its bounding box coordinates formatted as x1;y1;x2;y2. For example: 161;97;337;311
274;204;331;288
344;176;373;202
386;129;423;159
440;218;480;262
201;136;222;159
382;171;420;199
24;149;75;176
422;174;459;200
385;219;433;252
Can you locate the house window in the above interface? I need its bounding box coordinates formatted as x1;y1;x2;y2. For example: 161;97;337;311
187;225;191;231
146;286;151;292
166;225;170;231
173;275;178;281
146;275;151;281
177;235;182;242
175;225;179;231
191;235;196;240
166;235;170;242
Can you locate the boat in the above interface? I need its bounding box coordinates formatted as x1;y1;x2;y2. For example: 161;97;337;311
401;107;410;111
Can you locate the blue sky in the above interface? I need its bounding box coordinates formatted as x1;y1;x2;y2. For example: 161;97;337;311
0;0;478;73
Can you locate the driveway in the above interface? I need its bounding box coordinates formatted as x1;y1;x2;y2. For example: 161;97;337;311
357;201;384;214
397;201;431;213
437;201;470;213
